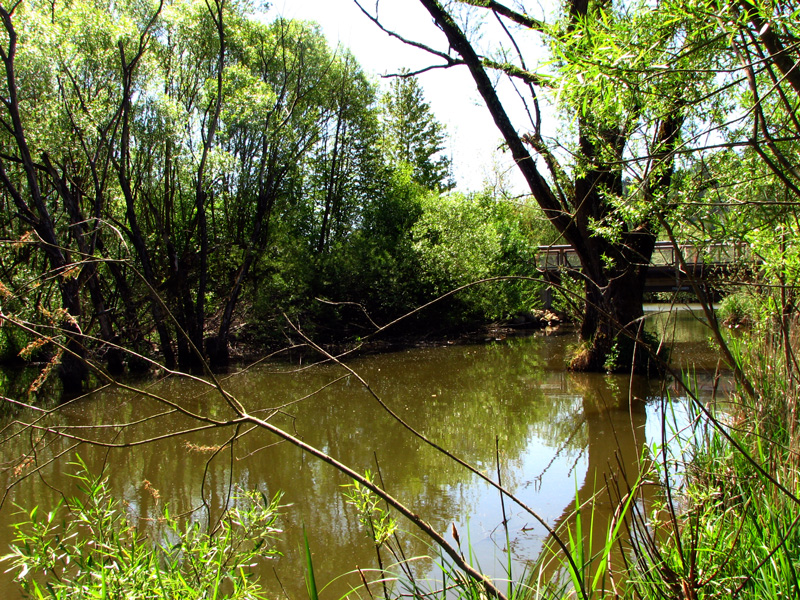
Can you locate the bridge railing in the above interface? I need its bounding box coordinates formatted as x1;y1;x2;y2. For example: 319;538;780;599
539;245;582;269
537;241;749;270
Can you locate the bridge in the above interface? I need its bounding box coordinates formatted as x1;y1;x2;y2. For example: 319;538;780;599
538;241;751;295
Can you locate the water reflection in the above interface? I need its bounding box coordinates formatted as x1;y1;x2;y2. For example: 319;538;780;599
0;308;721;599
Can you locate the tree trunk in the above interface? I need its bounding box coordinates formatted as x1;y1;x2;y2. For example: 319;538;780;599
417;0;681;373
43;155;125;375
571;267;649;372
0;9;88;394
116;40;177;369
183;0;226;374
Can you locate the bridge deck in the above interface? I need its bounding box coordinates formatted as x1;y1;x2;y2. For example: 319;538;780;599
537;241;750;292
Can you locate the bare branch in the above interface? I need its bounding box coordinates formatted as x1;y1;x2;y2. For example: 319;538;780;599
352;0;461;67
381;63;461;78
458;0;546;31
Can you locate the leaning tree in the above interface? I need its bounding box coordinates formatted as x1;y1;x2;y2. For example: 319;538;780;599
359;0;722;371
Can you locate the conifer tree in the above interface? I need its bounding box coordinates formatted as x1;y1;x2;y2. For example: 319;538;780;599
380;74;454;192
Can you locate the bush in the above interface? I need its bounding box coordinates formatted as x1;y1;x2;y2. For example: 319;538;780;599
2;458;283;600
718;290;759;327
410;191;546;323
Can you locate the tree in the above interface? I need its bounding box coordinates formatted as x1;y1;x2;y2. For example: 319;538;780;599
208;18;351;366
305;53;382;256
355;0;733;371
0;0;405;381
0;0;131;392
395;0;694;371
380;73;454;192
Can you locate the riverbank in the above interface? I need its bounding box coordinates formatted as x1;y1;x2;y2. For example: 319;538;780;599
218;307;565;366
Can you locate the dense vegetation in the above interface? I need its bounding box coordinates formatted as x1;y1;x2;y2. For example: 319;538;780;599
408;0;800;374
0;0;547;395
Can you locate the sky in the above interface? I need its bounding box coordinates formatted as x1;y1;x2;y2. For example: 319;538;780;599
266;0;543;193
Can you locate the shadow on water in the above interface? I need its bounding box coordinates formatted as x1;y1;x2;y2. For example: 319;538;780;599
0;306;725;598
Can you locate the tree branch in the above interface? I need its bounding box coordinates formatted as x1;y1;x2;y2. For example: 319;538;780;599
416;0;576;242
352;0;461;67
458;0;546;31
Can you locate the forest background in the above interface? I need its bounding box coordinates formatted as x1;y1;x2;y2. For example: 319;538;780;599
0;0;553;398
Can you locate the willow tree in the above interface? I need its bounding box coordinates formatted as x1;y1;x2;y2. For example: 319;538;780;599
209;19;358;366
671;0;800;396
361;0;719;371
0;0;396;384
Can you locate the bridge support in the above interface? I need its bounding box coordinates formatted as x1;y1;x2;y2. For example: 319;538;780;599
540;285;554;310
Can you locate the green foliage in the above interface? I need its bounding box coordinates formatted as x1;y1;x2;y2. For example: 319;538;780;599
342;471;398;548
549;274;584;325
549;0;725;176
0;315;25;363
412;192;502;291
2;458;283;600
410;190;545;323
380;73;454;193
634;402;800;599
718;290;760;328
306;174;548;332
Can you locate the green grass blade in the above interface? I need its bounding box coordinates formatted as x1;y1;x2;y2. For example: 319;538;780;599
303;525;320;600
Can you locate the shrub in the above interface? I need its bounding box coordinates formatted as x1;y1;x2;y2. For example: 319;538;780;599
2;458;283;600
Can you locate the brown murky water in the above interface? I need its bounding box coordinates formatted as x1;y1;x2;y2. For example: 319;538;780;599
0;306;727;598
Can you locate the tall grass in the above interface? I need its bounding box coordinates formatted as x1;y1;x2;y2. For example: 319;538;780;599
620;313;800;600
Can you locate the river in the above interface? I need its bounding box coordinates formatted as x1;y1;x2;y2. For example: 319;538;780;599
0;305;728;598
